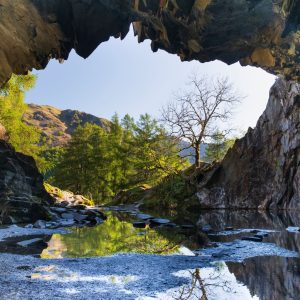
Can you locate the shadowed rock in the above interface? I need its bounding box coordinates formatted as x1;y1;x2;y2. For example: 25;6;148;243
0;140;54;224
197;78;300;210
0;1;300;83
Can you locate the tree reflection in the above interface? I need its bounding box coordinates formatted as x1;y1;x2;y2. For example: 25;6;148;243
175;265;232;300
41;214;190;258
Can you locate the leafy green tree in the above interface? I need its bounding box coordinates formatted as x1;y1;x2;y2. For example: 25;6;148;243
132;114;187;185
0;74;45;168
204;131;236;162
51;114;188;203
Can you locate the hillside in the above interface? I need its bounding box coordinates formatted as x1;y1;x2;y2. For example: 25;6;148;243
23;104;110;147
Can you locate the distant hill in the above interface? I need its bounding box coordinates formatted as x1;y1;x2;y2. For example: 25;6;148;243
23;104;110;147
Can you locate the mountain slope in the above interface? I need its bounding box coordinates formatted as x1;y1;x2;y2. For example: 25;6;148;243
23;104;110;147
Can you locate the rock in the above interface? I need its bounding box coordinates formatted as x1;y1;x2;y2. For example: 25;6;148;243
196;79;300;210
133;222;147;228
25;224;33;229
225;227;234;231
59;219;76;227
255;232;269;238
61;213;74;220
0;141;53;224
17;238;44;247
163;223;177;228
60;201;69;207
51;207;67;213
136;214;152;220
200;225;213;233
33;220;46;229
241;236;263;242
150;218;170;225
0;1;300;85
73;213;88;222
89;217;103;226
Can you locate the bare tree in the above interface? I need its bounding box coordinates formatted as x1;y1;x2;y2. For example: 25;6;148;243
161;74;242;168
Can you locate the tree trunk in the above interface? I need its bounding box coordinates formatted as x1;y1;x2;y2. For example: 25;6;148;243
195;144;201;168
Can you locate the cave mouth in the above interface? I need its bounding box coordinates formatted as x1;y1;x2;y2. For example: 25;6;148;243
26;27;276;137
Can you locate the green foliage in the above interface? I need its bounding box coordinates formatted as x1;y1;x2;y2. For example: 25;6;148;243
41;213;192;258
51;114;188;203
204;131;236;162
0;74;45;169
142;169;197;212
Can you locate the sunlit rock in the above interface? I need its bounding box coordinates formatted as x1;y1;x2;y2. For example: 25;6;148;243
0;1;300;83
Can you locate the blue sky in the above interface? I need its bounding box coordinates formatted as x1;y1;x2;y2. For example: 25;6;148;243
26;28;276;133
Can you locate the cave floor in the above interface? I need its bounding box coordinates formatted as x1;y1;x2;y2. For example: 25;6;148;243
0;208;300;299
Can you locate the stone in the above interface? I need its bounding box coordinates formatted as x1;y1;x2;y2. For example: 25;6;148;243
200;224;213;233
0;141;54;224
225;227;234;231
241;236;263;242
197;79;300;210
150;218;170;225
61;213;75;220
73;213;88;222
133;222;147;228
0;1;300;84
33;220;46;229
17;238;44;247
51;207;67;213
136;214;153;220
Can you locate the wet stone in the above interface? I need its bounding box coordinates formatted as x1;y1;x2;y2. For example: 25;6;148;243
133;222;147;228
225;227;234;231
17;238;43;247
51;207;67;213
33;220;46;229
201;224;213;233
136;214;153;220
255;232;269;238
150;218;170;225
241;236;263;242
61;213;74;220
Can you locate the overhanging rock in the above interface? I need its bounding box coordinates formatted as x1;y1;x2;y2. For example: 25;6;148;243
0;0;300;83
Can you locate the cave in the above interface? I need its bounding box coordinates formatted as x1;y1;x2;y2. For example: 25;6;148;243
0;0;299;220
0;1;300;299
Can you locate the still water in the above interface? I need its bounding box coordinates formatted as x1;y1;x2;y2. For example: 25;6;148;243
2;209;300;299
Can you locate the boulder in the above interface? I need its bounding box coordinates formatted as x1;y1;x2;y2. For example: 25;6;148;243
0;141;53;224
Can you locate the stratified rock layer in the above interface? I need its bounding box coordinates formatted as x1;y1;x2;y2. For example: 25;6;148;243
197;78;300;210
0;0;300;83
0;140;53;224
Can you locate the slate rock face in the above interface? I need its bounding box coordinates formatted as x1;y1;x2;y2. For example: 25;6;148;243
0;0;300;83
198;78;300;210
0;140;54;224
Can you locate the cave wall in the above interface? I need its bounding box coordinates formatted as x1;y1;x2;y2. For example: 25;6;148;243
197;78;300;210
0;0;299;213
0;0;300;84
0;123;53;224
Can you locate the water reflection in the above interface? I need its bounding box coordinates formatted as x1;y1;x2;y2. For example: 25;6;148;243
147;262;259;300
227;256;300;300
41;213;196;258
